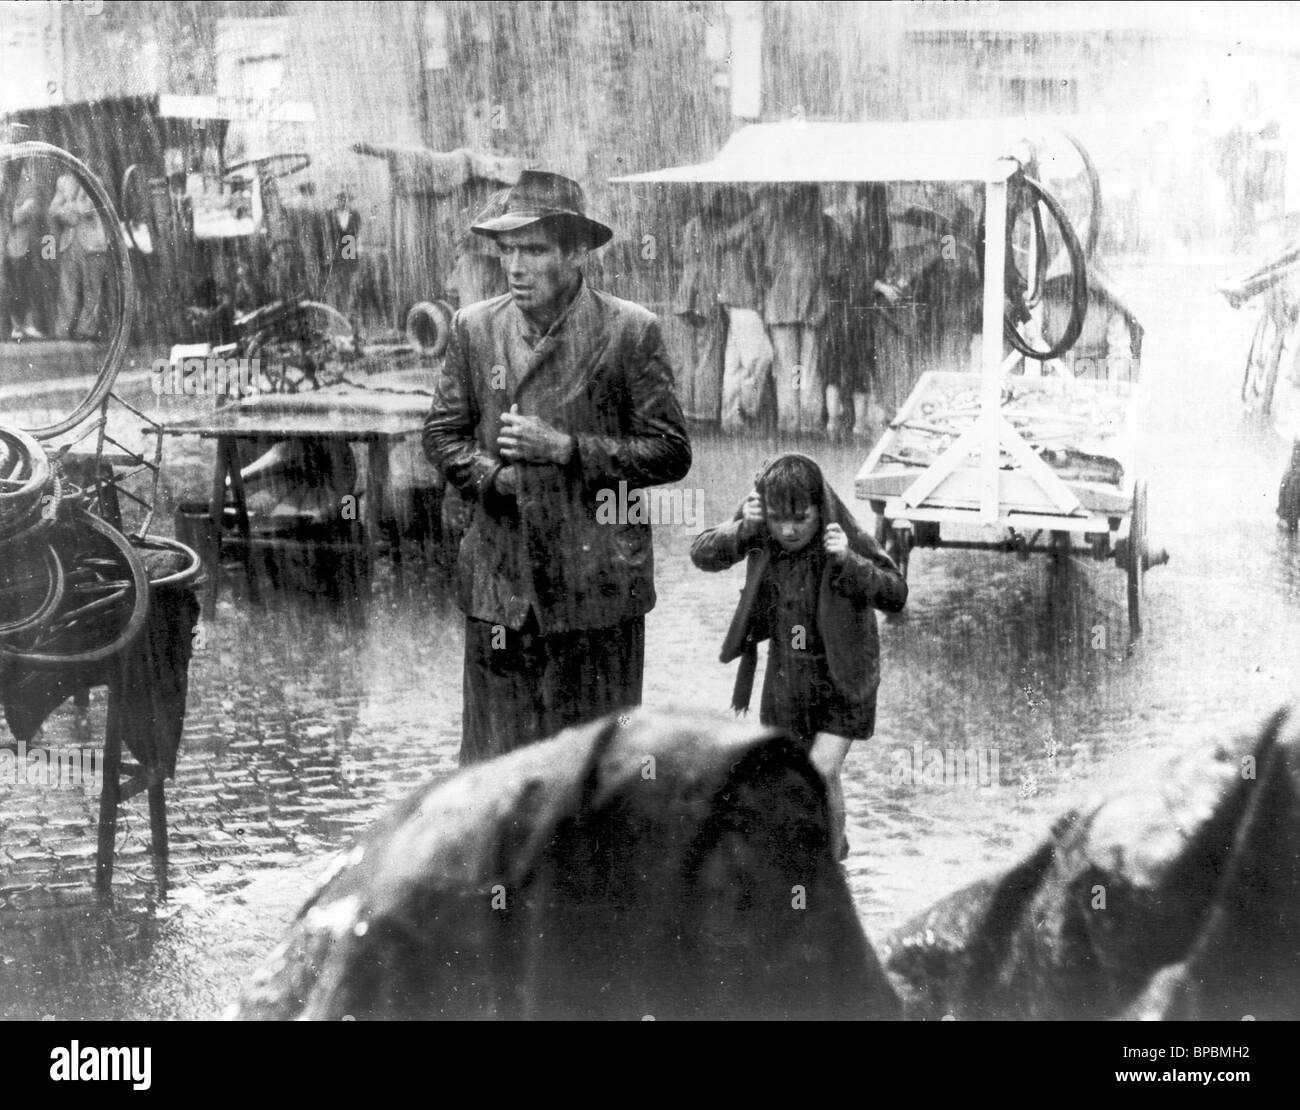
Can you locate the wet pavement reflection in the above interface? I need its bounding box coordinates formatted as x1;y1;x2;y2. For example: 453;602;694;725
2;254;1297;1018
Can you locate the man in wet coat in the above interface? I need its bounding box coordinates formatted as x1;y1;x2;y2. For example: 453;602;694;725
423;170;691;764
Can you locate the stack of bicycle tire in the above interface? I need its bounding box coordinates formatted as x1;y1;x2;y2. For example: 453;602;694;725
0;424;162;668
1;140;203;671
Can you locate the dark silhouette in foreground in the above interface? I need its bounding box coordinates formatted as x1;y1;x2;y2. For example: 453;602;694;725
884;706;1300;1020
232;710;896;1020
233;705;1300;1020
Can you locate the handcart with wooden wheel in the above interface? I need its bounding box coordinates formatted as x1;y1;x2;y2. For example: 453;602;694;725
613;119;1167;641
842;124;1167;640
858;369;1163;638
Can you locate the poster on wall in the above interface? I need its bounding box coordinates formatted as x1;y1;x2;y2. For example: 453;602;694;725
0;0;63;114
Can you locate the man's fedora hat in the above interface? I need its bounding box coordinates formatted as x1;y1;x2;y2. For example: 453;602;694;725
471;170;613;248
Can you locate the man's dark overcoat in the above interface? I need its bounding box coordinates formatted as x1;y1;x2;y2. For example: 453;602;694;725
423;281;692;634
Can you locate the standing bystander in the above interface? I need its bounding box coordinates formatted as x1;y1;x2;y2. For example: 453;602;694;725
49;170;109;340
2;161;46;340
325;186;361;323
759;186;846;436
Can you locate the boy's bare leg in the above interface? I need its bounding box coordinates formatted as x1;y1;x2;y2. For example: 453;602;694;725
810;732;853;859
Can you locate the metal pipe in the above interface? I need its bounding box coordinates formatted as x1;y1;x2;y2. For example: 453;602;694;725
981;174;1009;525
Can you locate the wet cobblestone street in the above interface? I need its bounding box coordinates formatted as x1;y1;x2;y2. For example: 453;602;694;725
2;253;1298;1018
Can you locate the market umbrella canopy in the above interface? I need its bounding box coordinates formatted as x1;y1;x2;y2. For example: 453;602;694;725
612;114;1142;187
611;120;1027;184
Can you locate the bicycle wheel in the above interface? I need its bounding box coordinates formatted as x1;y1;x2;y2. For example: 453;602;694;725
1003;175;1089;362
0;541;65;637
132;533;204;591
247;300;356;392
0;142;135;438
0;424;52;525
0;507;149;669
1056;130;1103;263
119;163;159;255
1009;195;1048;310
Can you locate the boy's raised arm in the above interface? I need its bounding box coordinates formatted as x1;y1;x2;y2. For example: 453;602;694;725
831;533;908;613
691;517;756;571
691;491;765;571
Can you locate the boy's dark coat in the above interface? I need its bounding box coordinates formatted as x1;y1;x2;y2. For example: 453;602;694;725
691;455;907;712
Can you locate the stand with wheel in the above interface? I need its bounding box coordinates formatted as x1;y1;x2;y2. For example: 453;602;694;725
1;141;202;898
855;154;1167;643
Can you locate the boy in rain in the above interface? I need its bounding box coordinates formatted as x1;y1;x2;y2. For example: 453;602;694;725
690;454;907;856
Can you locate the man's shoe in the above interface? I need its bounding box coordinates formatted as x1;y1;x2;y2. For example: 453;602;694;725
21;325;45;340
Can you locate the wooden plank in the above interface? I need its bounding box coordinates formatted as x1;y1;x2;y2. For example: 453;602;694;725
996;415;1085;515
884;498;1111;533
865;469;1131;516
898;419;986;509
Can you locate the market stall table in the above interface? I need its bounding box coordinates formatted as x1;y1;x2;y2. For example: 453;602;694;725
157;404;427;617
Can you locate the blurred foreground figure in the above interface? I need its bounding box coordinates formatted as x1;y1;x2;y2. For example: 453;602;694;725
233;704;1300;1020
231;710;897;1020
884;706;1300;1021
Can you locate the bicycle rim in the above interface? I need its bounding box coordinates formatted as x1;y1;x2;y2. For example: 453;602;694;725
0;142;135;439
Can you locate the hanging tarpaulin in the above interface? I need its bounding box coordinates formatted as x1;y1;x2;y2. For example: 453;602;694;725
352;142;524;197
355;143;526;315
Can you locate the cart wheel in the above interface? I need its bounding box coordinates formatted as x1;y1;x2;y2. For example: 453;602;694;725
1241;309;1286;414
1002;175;1088;362
1;142;133;438
1126;480;1148;639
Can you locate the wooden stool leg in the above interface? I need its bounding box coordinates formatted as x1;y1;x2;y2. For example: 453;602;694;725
203;440;230;620
148;776;169;898
366;441;398;588
95;678;125;895
225;439;261;605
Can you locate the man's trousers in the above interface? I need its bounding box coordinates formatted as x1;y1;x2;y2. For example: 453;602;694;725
460;613;645;765
57;245;108;339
